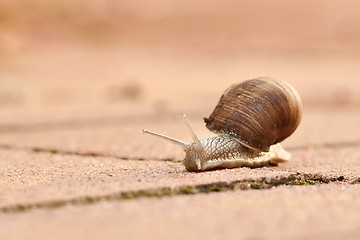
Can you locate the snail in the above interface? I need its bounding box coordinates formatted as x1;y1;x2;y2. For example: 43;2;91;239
143;77;302;172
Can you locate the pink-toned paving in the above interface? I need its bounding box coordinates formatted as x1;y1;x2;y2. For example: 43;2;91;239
1;1;360;239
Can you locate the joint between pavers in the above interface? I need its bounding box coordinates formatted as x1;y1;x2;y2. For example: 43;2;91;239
0;111;202;134
1;139;360;164
0;172;354;215
0;144;177;162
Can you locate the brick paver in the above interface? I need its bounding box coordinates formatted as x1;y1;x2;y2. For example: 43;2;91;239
0;184;359;240
0;140;359;209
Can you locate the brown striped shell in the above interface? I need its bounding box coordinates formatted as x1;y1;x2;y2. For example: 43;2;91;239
204;77;302;152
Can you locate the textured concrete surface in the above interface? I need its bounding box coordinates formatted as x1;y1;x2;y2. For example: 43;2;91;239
0;143;359;209
1;54;360;240
1;1;360;239
1;49;360;239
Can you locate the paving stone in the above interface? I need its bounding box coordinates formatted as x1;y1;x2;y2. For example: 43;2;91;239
0;184;359;240
0;139;359;209
0;148;293;208
282;145;360;181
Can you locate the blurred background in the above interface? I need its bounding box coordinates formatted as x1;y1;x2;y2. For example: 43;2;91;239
1;0;360;123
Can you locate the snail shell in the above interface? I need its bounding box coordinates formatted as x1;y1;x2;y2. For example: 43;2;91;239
204;77;302;152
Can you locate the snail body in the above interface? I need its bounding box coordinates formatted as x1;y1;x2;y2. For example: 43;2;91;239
143;77;302;172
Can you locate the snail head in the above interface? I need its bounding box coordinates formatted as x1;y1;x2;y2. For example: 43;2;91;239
142;114;205;169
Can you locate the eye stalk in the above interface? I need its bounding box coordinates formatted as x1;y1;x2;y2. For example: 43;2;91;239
181;114;204;153
142;114;204;154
